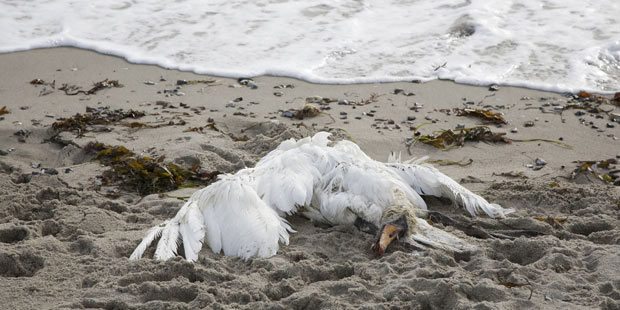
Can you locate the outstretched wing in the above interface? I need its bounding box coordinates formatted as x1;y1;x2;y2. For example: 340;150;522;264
130;174;292;261
387;159;514;218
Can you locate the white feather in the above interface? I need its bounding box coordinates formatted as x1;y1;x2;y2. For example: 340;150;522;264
129;222;166;260
154;220;181;260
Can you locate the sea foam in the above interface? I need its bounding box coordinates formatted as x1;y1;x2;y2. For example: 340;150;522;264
1;0;618;93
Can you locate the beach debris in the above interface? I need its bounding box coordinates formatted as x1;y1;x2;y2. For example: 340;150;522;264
454;108;508;124
281;104;335;123
409;125;571;151
59;79;122;96
13;129;31;143
176;79;217;86
410;126;511;150
489;84;500;91
84;142;220;195
274;84;294;89
351;93;380;106
425;158;473;167
492;171;528;179
570;158;619;185
51;107;146;136
29;78;56;88
533;216;567;229
0;106;8;115
237;78;257;89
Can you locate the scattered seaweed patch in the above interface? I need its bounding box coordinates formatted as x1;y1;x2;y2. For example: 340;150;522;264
454;108;507;124
0;106;8;115
84;142;220;195
59;79;122;96
52;107;146;137
410;126;511;150
409;126;572;151
29;79;56;88
570;158;619;186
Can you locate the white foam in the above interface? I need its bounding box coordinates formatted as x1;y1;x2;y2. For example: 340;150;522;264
1;0;618;93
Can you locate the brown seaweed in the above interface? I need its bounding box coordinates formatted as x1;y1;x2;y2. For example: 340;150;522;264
412;126;511;150
85;142;219;195
0;106;8;115
59;79;122;95
410;126;572;151
52;107;145;136
454;108;508;124
570;158;618;185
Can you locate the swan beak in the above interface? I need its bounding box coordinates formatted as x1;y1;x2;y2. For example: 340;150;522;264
376;223;402;255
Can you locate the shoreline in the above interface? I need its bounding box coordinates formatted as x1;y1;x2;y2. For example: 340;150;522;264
2;46;618;95
0;47;619;309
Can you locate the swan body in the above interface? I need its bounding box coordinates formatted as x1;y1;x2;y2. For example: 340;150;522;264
130;132;513;261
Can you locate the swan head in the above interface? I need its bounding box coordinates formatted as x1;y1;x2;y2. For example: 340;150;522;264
372;214;409;255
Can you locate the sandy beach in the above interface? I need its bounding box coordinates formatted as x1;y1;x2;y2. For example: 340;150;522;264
1;47;619;309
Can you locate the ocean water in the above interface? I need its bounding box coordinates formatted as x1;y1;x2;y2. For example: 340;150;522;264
1;0;618;93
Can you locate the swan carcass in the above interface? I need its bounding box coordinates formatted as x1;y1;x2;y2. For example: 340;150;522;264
130;132;513;261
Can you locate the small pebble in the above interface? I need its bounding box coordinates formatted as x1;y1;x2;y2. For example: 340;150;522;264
489;84;500;91
559;137;564;141
273;92;284;97
524;121;534;127
607;123;615;128
575;111;585;116
407;116;416;121
525;164;533;168
31;162;41;169
65;168;73;173
338;99;349;105
176;79;188;85
511;128;518;133
43;168;58;175
207;117;214;123
535;158;547;166
340;112;347;116
144;81;156;85
233;97;243;102
0;150;7;156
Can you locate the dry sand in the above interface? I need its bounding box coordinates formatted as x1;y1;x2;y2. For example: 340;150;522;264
0;47;619;309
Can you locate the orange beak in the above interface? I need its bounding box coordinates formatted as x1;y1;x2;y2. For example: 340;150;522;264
376;223;402;255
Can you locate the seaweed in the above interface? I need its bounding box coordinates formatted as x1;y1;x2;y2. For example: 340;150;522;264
59;79;122;95
411;126;511;150
282;104;336;123
176;79;217;86
454;108;507;124
84;142;220;195
30;79;56;88
52;107;145;136
425;158;473;167
409;126;572;151
492;171;528;179
570;158;619;185
0;106;8;115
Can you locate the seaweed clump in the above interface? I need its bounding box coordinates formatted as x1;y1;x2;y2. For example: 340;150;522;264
454;108;507;124
52;107;145;136
85;142;220;195
409;125;571;151
412;126;511;150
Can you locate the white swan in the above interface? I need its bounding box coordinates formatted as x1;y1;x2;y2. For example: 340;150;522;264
130;132;513;261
